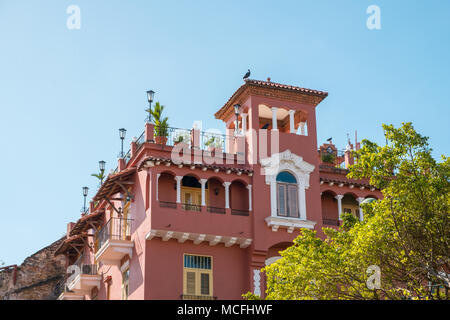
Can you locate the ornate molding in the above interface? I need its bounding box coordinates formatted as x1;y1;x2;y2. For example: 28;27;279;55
260;149;315;188
265;216;316;232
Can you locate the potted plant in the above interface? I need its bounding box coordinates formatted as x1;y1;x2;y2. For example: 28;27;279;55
173;131;190;146
151;102;169;145
321;153;336;164
205;135;224;152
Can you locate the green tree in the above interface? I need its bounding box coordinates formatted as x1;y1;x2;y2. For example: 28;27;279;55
259;123;449;300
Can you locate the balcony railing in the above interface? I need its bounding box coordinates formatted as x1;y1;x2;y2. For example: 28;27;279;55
322;219;340;226
95;217;133;252
181;203;202;212
160;201;177;209
207;206;226;214
72;255;98;276
231;209;250;216
318;149;346;169
159;127;237;154
112;126;239;174
181;294;217;300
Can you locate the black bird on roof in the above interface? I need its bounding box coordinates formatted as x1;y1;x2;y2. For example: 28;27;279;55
327;137;333;142
243;69;251;80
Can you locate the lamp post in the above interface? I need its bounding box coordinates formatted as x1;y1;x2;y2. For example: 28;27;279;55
234;104;240;135
99;160;106;184
146;90;155;123
119;128;127;158
82;186;89;214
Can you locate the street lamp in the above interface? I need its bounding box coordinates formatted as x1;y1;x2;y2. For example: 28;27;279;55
82;186;89;214
146;90;155;123
119;128;127;158
99;160;106;184
234;104;241;135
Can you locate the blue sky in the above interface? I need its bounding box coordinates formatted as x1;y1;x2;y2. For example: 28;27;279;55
0;0;449;265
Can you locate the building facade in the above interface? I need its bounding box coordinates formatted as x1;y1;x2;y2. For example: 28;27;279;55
55;79;382;300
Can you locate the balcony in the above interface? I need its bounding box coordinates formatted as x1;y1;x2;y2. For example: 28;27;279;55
182;203;202;212
67;258;101;295
181;294;217;300
55;282;84;300
207;206;226;214
95;217;134;265
322;219;340;226
231;208;249;216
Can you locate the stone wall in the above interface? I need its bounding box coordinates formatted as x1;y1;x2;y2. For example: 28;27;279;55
0;238;67;300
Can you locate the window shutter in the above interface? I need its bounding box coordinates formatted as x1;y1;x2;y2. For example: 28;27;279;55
186;272;196;295
277;184;287;216
200;273;210;295
288;185;299;218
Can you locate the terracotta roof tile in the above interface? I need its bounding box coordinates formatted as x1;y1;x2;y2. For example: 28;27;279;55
215;78;328;119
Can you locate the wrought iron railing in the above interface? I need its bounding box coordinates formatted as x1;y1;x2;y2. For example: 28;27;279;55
207;206;226;214
72;254;98;276
318;149;346;169
53;281;71;299
95;217;133;252
134;130;146;152
322;219;340;226
159;201;177;209
181;203;202;212
112;126;238;174
181;294;217;300
156;126;237;154
231;209;250;216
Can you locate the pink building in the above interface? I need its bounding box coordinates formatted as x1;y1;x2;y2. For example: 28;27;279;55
55;79;382;300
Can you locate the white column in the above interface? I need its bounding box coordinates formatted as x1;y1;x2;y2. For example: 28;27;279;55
200;179;207;206
271;107;278;130
298;179;307;220
357;197;365;221
223;182;231;209
289;110;295;133
241;113;248;135
335;195;344;219
175;176;183;203
246;184;252;211
270;177;277;217
156;173;161;201
299;122;306;135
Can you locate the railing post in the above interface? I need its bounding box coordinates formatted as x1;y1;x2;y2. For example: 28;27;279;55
145;123;155;142
130;138;137;158
118;158;125;172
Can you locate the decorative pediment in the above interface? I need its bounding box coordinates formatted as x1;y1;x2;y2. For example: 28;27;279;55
260;150;315;188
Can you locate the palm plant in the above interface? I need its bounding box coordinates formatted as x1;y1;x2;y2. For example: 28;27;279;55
150;102;169;137
91;171;106;186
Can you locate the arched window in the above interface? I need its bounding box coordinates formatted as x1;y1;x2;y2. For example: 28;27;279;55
276;171;299;218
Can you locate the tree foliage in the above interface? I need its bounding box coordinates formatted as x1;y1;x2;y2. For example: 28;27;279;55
261;123;449;300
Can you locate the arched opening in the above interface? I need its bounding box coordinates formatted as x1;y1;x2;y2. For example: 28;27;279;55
321;191;339;226
181;175;206;211
207;177;225;214
342;193;360;219
230;180;249;216
158;172;176;207
276;171;299;218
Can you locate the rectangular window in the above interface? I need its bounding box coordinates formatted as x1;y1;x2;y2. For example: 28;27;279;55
277;183;298;218
277;185;287;216
183;255;213;298
288;185;299;218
